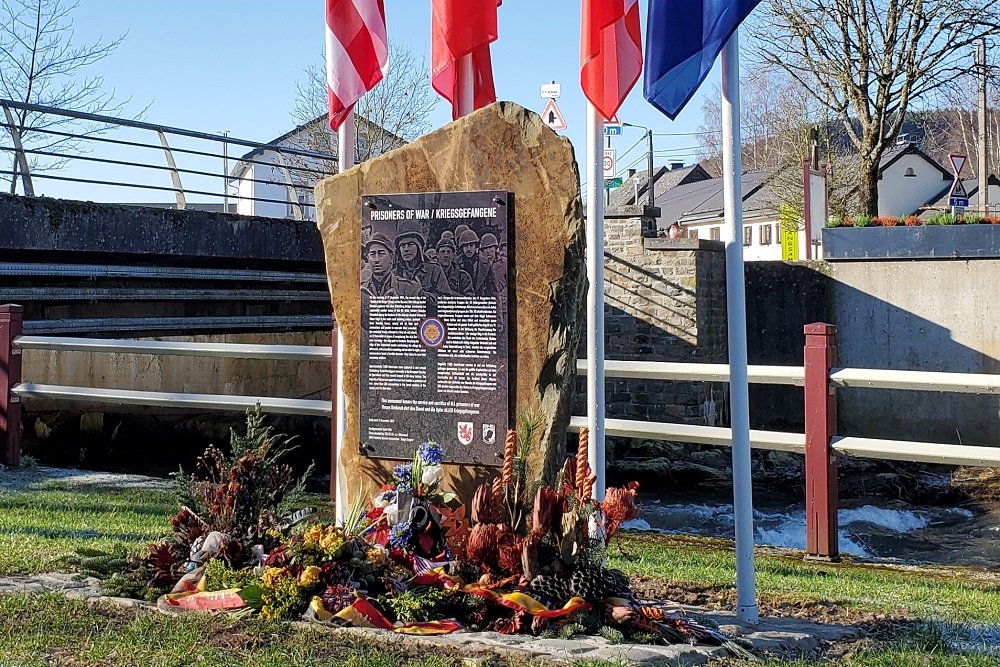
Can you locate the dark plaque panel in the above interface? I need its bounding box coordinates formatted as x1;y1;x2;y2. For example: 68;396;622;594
359;191;510;464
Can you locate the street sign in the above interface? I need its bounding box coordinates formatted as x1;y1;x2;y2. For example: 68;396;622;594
604;177;623;188
603;148;616;178
950;178;969;199
950;197;970;207
541;98;567;131
950;153;968;178
603;113;623;136
540;82;561;99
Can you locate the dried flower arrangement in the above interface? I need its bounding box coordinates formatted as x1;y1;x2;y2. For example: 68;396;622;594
76;410;752;658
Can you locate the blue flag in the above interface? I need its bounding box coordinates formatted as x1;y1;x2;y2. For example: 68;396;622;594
643;0;763;119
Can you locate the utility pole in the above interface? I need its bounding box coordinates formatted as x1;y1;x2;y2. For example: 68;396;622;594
623;122;655;209
979;38;989;216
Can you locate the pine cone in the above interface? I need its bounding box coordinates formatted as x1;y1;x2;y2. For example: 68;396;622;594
528;572;572;605
567;566;633;602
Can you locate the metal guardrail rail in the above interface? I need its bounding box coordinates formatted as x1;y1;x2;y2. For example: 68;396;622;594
22;315;332;335
12;383;331;417
576;359;804;385
16;336;333;360
0;262;327;283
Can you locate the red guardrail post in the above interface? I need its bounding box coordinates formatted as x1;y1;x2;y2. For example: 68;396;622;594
804;323;839;560
0;304;23;467
330;319;339;501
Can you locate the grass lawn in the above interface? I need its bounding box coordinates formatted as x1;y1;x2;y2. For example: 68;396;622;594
3;470;1000;665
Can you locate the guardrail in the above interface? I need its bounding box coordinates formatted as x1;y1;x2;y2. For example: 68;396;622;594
2;302;998;561
573;322;1000;561
1;98;340;220
0;304;340;495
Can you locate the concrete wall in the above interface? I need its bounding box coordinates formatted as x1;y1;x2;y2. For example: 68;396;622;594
829;259;1000;445
744;258;1000;445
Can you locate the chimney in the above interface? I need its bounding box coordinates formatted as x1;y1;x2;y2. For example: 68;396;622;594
670;162;685;170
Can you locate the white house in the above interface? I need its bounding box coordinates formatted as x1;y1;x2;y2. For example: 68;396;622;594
654;144;955;261
230;115;403;221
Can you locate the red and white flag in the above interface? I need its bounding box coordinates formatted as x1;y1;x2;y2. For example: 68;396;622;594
580;0;643;121
431;0;501;119
326;0;389;130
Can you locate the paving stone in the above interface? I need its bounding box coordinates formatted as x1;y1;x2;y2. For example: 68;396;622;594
1;573;859;665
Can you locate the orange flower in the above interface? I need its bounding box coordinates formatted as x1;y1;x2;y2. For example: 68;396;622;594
602;481;640;540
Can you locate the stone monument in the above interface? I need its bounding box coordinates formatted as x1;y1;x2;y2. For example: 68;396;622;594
315;101;585;503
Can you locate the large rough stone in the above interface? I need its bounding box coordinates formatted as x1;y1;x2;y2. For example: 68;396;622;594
315;101;586;502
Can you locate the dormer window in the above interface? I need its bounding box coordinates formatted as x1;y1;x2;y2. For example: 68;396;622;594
904;167;916;177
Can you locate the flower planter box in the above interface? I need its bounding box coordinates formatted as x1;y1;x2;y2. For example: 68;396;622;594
822;224;1000;260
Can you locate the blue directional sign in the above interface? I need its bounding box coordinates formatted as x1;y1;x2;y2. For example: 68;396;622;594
949;197;969;207
604;125;622;136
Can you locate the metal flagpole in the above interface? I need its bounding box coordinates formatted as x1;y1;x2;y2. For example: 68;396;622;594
720;29;758;625
585;102;606;502
335;110;356;527
458;54;475;117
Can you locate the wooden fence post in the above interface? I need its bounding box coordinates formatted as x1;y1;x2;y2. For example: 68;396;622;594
804;322;839;561
0;304;23;467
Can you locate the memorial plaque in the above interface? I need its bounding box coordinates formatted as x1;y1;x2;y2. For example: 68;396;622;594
359;191;511;464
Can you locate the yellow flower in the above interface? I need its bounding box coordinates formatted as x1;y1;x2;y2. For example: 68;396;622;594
298;565;321;587
302;525;323;547
319;526;344;552
261;566;285;589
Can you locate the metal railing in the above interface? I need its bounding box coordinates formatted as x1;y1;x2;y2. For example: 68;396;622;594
1;98;340;220
572;323;1000;560
2;304;999;561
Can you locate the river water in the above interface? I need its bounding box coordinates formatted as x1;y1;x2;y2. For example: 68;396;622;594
623;494;1000;567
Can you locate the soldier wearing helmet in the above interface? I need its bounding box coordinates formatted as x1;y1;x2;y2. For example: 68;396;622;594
361;234;421;297
393;222;453;297
436;235;473;296
457;228;497;297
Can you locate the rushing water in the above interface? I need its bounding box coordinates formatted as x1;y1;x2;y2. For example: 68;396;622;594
621;495;1000;567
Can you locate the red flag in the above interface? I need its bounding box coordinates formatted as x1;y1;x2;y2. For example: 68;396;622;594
431;0;501;119
326;0;389;130
581;0;643;121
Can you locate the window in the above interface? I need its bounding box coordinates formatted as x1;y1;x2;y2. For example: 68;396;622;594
743;226;753;246
760;223;773;245
710;227;721;241
904;167;916;177
689;229;699;240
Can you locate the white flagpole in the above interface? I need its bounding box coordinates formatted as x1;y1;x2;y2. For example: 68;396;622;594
335;110;356;527
721;29;758;625
458;54;475;117
585;102;606;502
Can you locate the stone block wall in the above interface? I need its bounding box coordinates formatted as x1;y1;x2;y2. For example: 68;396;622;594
576;207;728;426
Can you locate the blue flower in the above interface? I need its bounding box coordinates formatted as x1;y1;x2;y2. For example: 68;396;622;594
418;442;444;465
395;481;413;496
393;463;412;483
389;523;412;549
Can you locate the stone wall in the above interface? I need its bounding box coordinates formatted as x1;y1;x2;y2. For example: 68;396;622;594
575;207;728;426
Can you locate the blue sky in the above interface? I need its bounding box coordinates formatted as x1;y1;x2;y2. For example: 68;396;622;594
42;0;723;202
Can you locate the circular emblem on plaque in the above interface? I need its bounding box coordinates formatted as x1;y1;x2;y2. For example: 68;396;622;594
419;317;446;348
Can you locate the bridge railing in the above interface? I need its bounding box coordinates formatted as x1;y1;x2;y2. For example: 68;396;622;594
0;304;340;494
1;98;340;220
3;304;999;561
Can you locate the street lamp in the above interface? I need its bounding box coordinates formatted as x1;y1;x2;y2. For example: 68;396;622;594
622;122;654;210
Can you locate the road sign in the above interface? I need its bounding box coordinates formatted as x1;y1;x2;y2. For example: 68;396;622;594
950;197;970;207
950;153;967;178
603;148;616;178
950;178;969;199
604;177;623;188
603;113;623;136
540;82;561;99
541;98;567;131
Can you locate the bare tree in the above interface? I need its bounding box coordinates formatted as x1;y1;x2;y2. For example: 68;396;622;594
751;0;1000;216
0;0;132;193
697;67;857;219
292;44;437;164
